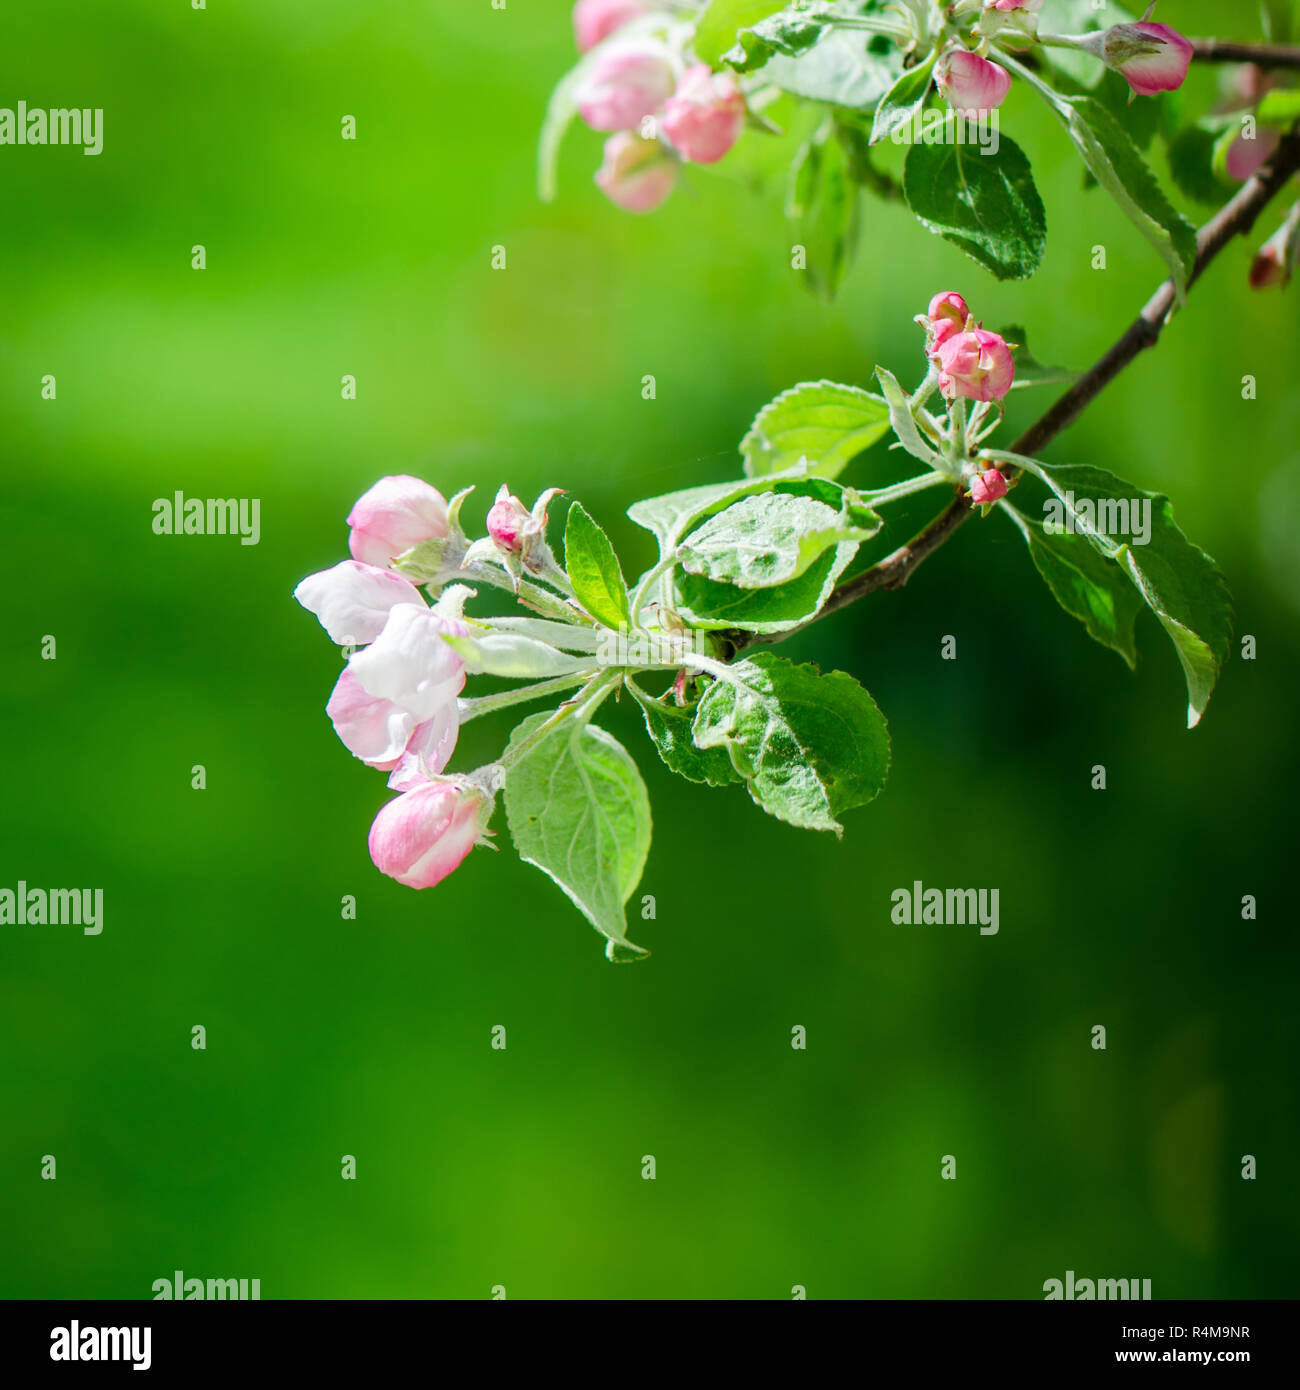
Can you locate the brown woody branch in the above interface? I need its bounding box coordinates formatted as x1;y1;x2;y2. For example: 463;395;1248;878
733;124;1300;651
1190;38;1300;70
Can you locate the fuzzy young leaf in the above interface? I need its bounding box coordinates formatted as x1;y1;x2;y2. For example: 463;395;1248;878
692;653;891;833
674;541;856;632
481;616;602;652
627;462;814;553
504;712;652;961
1053;96;1197;301
628;681;742;787
1024;463;1234;727
787;122;860;301
740;379;892;479
902;120;1047;281
870;48;937;145
565;502;631;631
1004;504;1141;668
757;19;902;109
678;491;880;589
875;366;942;466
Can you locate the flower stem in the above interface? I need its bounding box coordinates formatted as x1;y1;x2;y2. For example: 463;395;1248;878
458;673;595;725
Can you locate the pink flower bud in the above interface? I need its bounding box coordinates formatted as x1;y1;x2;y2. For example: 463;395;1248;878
595;132;677;212
661;64;747;165
936;328;1016;403
1249;206;1300;290
347;475;449;570
1226;127;1280;183
969;468;1009;505
936;50;1012;114
368;782;490;890
486;485;532;555
926;291;972;353
294;560;425;646
575;41;676;132
573;0;649;52
987;0;1042;10
1103;23;1193;97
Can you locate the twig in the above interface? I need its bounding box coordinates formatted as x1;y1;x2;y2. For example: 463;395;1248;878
1190;38;1300;70
733;126;1300;650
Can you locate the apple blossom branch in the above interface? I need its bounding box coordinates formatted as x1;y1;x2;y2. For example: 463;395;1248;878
733;123;1300;651
1189;39;1300;70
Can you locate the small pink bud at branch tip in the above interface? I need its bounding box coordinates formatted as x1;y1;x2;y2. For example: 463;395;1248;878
486;485;532;555
936;50;1012;115
969;469;1009;506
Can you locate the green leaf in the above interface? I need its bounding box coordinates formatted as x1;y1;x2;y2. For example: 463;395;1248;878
693;0;789;67
740;379;892;479
787;122;860;300
1167;122;1236;207
996;324;1080;390
902;118;1047;281
503;712;652;961
692;653;891;833
1004;504;1141;667
627;462;814;553
628;681;742;787
870;48;937;145
673;540;857;632
758;21;902;109
722;1;839;72
874;366;942;466
1257;89;1300;128
565;501;631;631
1024;462;1234;727
1052;95;1197;301
678;490;880;589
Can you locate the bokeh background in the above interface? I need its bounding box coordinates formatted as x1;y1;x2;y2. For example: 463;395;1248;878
2;0;1296;1299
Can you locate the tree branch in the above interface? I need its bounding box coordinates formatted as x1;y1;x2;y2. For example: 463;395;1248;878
1190;38;1300;70
733;125;1300;651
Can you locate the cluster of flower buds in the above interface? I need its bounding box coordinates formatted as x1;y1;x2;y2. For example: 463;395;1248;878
955;0;1192;110
919;291;1014;506
921;291;1016;405
294;476;554;892
571;0;748;212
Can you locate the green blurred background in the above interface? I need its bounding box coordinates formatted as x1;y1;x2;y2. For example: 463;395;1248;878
2;1;1297;1299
